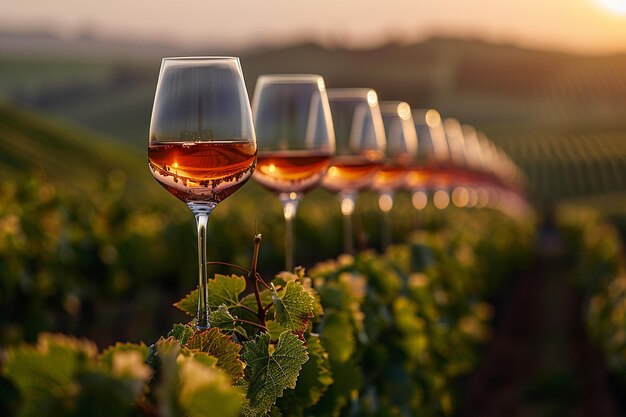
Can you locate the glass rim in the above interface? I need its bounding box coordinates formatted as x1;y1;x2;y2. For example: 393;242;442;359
326;88;376;99
256;74;324;83
161;56;241;62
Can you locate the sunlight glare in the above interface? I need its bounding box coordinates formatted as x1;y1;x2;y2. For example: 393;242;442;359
367;90;378;107
595;0;626;15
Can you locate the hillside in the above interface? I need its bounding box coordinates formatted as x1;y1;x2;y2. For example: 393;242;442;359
0;102;159;200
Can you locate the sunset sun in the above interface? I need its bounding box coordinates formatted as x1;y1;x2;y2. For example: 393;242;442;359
595;0;626;15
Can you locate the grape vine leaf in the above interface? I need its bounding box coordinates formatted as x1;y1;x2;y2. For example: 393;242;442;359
274;270;323;319
209;304;237;331
173;289;198;317
153;337;184;417
98;342;150;370
207;274;247;308
174;274;247;316
167;324;195;346
266;320;288;341
178;354;243;417
277;335;333;413
3;333;97;417
240;331;309;417
187;328;244;382
272;281;315;333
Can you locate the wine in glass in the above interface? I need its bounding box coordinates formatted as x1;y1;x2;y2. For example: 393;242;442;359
322;88;386;254
373;101;417;250
148;57;256;329
252;75;335;271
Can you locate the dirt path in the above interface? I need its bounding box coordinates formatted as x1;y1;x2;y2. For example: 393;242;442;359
461;239;622;417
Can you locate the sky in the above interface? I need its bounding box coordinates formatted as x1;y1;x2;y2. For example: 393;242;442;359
3;0;626;54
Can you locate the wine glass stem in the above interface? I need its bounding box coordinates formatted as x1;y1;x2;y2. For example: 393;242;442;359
340;191;356;255
279;193;300;272
189;202;216;330
380;193;393;252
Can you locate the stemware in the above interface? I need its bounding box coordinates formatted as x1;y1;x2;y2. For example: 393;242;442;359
148;57;256;329
252;75;335;271
407;109;449;209
372;101;417;249
322;88;386;254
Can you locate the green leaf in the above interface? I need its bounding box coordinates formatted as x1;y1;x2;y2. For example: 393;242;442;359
209;304;237;331
207;274;247;309
241;331;309;417
4;333;97;417
277;335;333;412
174;274;247;317
266;320;288;341
178;354;243;417
188;351;219;368
187;328;244;382
174;289;198;317
272;281;315;333
99;342;150;370
168;323;195;345
320;312;355;364
153;337;184;417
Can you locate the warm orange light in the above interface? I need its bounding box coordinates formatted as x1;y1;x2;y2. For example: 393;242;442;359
433;189;450;209
425;109;441;127
397;102;411;120
379;193;394;212
367;90;378;106
451;187;469;207
476;187;489;208
284;201;296;220
341;197;355;216
412;190;428;209
268;163;276;173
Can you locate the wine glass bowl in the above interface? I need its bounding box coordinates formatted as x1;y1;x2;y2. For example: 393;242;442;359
322;89;386;195
372;101;418;193
149;57;257;206
252;75;334;196
148;57;256;329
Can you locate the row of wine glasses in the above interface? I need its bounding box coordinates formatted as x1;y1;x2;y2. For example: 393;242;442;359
147;57;527;328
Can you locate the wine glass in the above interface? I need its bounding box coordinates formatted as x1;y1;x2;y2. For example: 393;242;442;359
252;74;335;271
407;109;449;209
148;57;256;329
373;101;417;250
322;88;386;254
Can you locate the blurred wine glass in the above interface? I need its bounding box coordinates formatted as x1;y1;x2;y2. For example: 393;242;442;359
148;57;256;329
322;88;386;254
252;74;335;271
407;109;449;210
373;101;417;250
